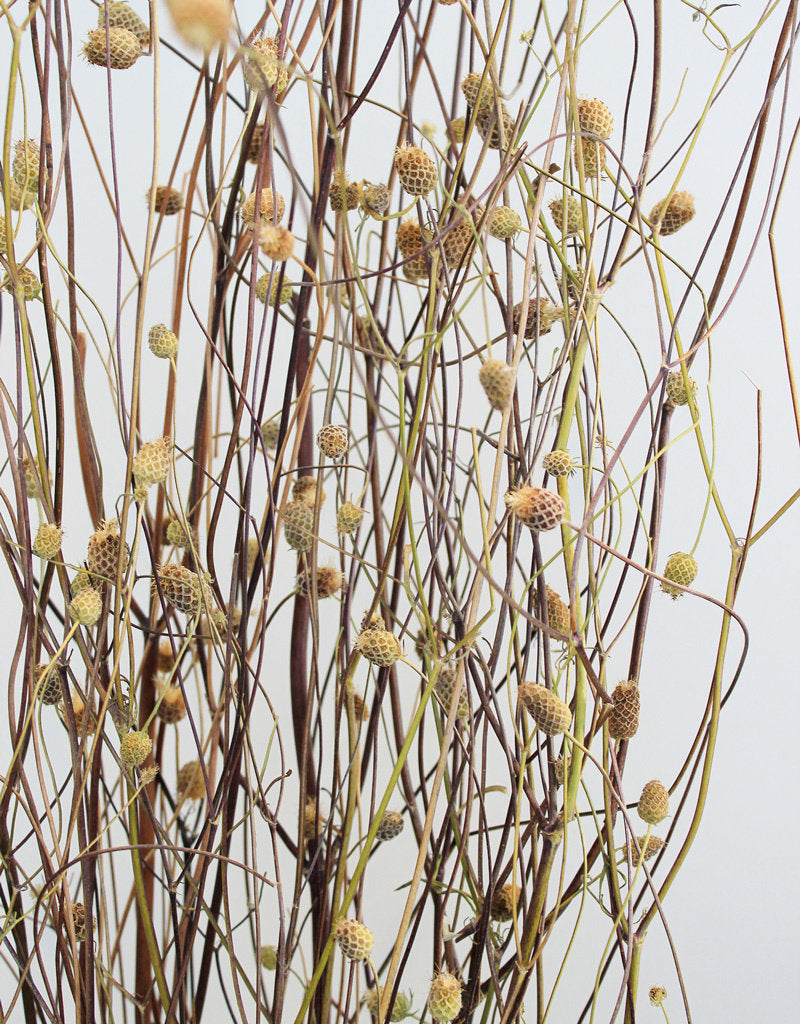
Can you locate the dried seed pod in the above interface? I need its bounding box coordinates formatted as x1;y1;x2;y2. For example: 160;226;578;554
476;103;514;149
665;369;698;407
542;449;574;477
545;586;571;636
487;206;521;240
637;780;669;824
3;267;42;300
8;180;35;211
519;682;571;735
147;185;183;215
83;26;142;68
32;522;63;561
316;424;350;460
35;662;65;705
177;760;206;800
460;72;495;113
361;181;390;218
574;137;606;177
660;552;698;599
155;563;207;615
120;729;152;768
22;454;51;497
355;620;402;667
608;680;640;740
479;358;514;411
549;195;582;236
98;2;150;48
148;323;179;359
394;144;437;197
292;476;325;508
133;437;171;492
241;187;285;227
69;587;103;627
258;224;294;261
337;500;365;535
576;97;614;139
648;191;695;235
156;682;186;724
242;35;289;93
449;116;466;143
511;297;561;338
329;170;361;211
260;420;280;450
12;139;45;192
333;919;374;961
297;564;345;598
649;986;667;1007
374;809;404;841
489;882;520;921
165;517;195;549
260;945;278;970
365;988;412;1021
87;518;129;584
427;972;462;1023
282;500;314;552
504;486;566;532
634;834;666;863
255;274;293;307
303;799;323;841
165;0;231;51
432;663;470;723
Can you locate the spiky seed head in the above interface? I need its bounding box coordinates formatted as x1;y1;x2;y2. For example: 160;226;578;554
549;196;582;236
317;424;350;460
428;972;462;1023
433;663;470;723
156;683;186;723
648;191;695;235
297;564;345;599
133;437;171;491
608;680;640;740
511;297;561;338
147;185;183;215
282;500;314;552
665;369;698;407
329;170;361;211
394;144;437;197
83;26;142;68
637;780;669;824
303;799;323;841
88;518;130;585
449;117;466;144
362;181;390;218
660;551;698;599
519;682;571;735
488;206;521;240
260;945;278;970
504;486;566;532
70;903;87;942
258;224;295;261
255;274;293;307
365;988;412;1021
148;323;179;359
177;760;206;800
375;809;404;841
476;104;514;149
242;36;289;93
337;501;365;535
542;450;574;477
155;563;205;615
634;834;666;863
576;97;614;139
460;72;495;113
120;729;152;768
12;139;45;192
574;137;606;177
290;476;322;509
69;587;103;627
355;623;402;667
479;359;514;411
260;419;280;450
98;3;150;47
3;267;42;300
649;986;667;1007
241;187;285;227
545;586;571;636
35;662;64;705
333;919;374;961
165;517;195;549
165;0;231;51
32;522;63;561
489;882;519;921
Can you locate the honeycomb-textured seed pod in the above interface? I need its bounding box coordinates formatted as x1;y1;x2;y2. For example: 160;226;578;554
260;945;278;970
69;903;87;943
292;476;324;508
242;36;289;93
297;564;345;599
511;297;561;339
479;359;514;411
476;104;514;149
355;624;402;667
489;882;520;921
665;369;698;407
394;144;437;197
433;663;470;723
22;454;51;497
545;585;571;636
155;563;206;615
8;180;35;211
316;424;350;460
428;972;462;1023
329;171;361;211
177;760;206;800
576;97;614;139
166;0;231;51
148;323;179;359
87;518;129;584
488;206;521;240
634;834;666;863
12;139;45;192
504;486;566;532
365;988;412;1021
648;191;695;235
71;567;93;596
375;809;404;841
441;215;476;266
362;181;390;218
32;522;63;561
574;137;606;177
3;267;42;301
282;500;314;552
241;187;285;227
260;419;280;450
98;2;150;48
333;919;374;961
246;122;264;163
82;26;142;68
255;274;293;307
608;680;640;740
549;195;582;236
542;449;574;477
519;682;572;735
156;683;186;724
35;662;65;705
559;267;586;305
460;72;495;113
303;799;323;841
120;729;152;768
69;587;103;627
637;780;669;824
649;986;667;1007
133;437;171;491
165;517;195;549
449;117;466;144
396;217;428;259
337;500;365;535
660;551;698;599
258;224;294;261
147;185;183;215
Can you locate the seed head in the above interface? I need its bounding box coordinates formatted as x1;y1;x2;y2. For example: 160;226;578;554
504;486;566;532
660;552;698;599
177;760;206;800
648;191;695;235
479;359;515;412
365;988;412;1021
511;297;561;338
22;454;51;497
329;170;361;211
255;274;293;307
155;563;207;615
282;500;314;552
519;682;572;735
147;185;183;215
88;518;130;585
608;680;640;740
292;476;324;508
8;180;35;211
120;729;152;768
355;620;402;667
333;919;374;961
460;72;495;113
297;564;345;599
576;97;614;139
133;437;171;491
316;424;350;460
32;522;63;561
362;181;390;218
487;206;521;240
396;217;429;259
165;0;231;51
82;26;142;68
98;3;150;48
156;683;186;724
476;103;514;149
433;663;470;723
12;139;45;192
441;213;476;266
67;694;96;735
542;449;574;477
3;267;41;301
260;945;277;970
69;903;88;943
545;586;570;636
549;195;582;236
489;882;519;921
427;972;462;1023
71;567;93;596
634;834;666;863
665;369;698;408
260;419;280;450
258;224;294;261
394;144;437;197
637;780;669;824
449;117;466;144
241;188;285;227
375;809;404;841
35;662;65;705
69;587;103;627
649;986;667;1007
148;323;179;359
337;500;365;535
303;799;323;841
574;137;606;177
165;517;195;549
242;35;289;93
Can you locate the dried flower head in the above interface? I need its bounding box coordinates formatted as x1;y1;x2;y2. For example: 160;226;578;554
542;450;574;477
241;187;286;227
333;919;374;960
355;619;402;667
660;552;698;599
120;729;152;768
576;97;614;139
297;564;345;599
511;297;561;338
427;972;462;1023
316;424;350;460
519;682;572;735
637;780;669;824
375;809;404;841
504;486;566;531
82;25;142;68
648;191;695;235
479;358;514;411
177;760;206;801
32;522;63;561
337;500;365;535
665;369;698;407
242;35;289;93
394;144;437;197
258;224;294;261
487;205;522;240
35;661;65;705
166;0;231;51
98;3;150;48
69;587;103;627
148;323;179;359
147;185;183;215
133;437;171;491
608;680;640;740
362;181;390;218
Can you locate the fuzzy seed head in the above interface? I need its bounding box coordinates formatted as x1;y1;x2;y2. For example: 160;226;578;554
550;195;582;236
635;834;666;863
333;919;374;961
479;359;514;411
433;663;470;723
504;486;566;532
362;181;390;218
394;144;437;197
316;424;350;460
460;72;495;113
489;882;519;921
241;187;285;227
155;563;206;615
69;587;103;627
365;989;412;1021
292;476;324;508
355;623;402;667
147;185;183;215
255;274;293;307
545;586;571;636
166;0;231;51
488;205;521;240
258;224;295;261
375;809;404;841
177;759;206;800
133;437;171;491
665;369;698;407
32;522;63;561
337;501;365;535
4;267;41;301
156;683;186;723
282;500;314;552
329;170;361;211
637;780;669;824
511;297;561;339
519;682;571;735
12;139;44;192
148;323;179;359
428;972;462;1023
608;680;640;740
648;191;695;235
297;564;345;599
576;97;614;140
660;552;698;599
303;799;323;841
120;729;152;768
476;104;514;149
243;36;288;93
259;945;278;970
574;137;606;177
649;986;667;1007
98;3;150;47
542;450;574;477
35;662;64;705
83;26;142;68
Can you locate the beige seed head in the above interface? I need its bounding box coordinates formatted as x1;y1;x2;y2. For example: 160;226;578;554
120;729;152;768
166;0;231;51
316;424;350;460
394;144;437;197
576;97;614;140
297;564;345;599
479;358;514;412
545;585;571;636
660;551;698;599
333;919;374;961
260;419;280;450
303;799;323;841
504;486;566;532
69;587;103;627
648;191;695;235
487;206;522;240
355;623;402;667
156;683;187;724
433;663;470;723
165;517;195;549
32;522;63;561
292;475;324;508
8;180;35;211
148;323;179;359
82;26;142;68
634;834;666;863
255;274;293;307
155;563;206;615
489;882;520;921
133;437;171;491
637;780;669;824
22;454;51;498
542;449;574;477
69;902;88;943
282;500;314;552
362;181;390;218
608;680;640;740
519;682;572;735
396;217;429;260
476;103;514;149
649;986;667;1007
550;195;582;236
242;36;289;93
460;72;495;113
246;122;264;163
329;170;361;211
98;3;150;48
337;500;365;535
574;137;606;177
375;809;404;841
427;972;462;1023
449;117;466;144
12;139;45;192
88;518;130;584
147;185;183;215
177;760;206;801
241;187;286;227
3;267;42;301
365;989;412;1021
665;369;698;407
258;224;294;261
511;297;561;339
35;662;64;705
